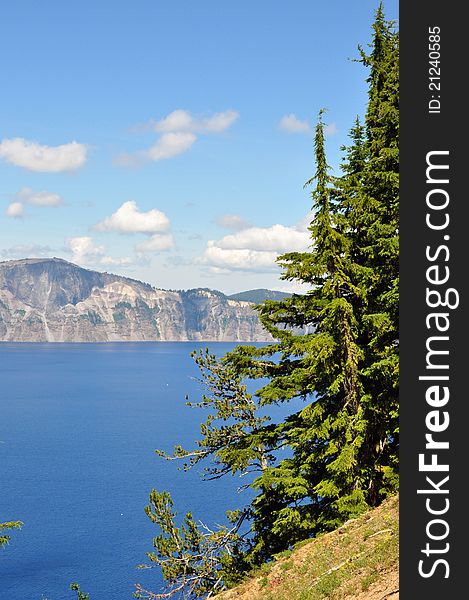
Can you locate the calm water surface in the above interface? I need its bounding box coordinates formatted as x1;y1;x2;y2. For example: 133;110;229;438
0;343;301;600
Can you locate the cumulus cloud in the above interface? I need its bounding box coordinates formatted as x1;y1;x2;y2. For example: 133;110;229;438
65;236;132;268
197;110;239;133
66;236;106;265
114;132;196;166
5;187;65;218
1;244;53;258
0;138;87;172
100;255;133;266
95;201;170;234
5;202;24;218
278;114;311;134
118;109;239;166
202;220;311;273
146;132;197;161
215;214;252;231
94;201;174;254
149;109;193;133
16;187;64;207
150;109;239;134
214;224;310;252
135;233;175;253
204;245;280;272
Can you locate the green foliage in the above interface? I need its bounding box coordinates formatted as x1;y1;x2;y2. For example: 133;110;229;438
143;5;398;597
0;520;23;548
86;310;103;325
134;490;248;599
70;583;91;600
157;348;271;479
115;301;133;310
228;289;292;304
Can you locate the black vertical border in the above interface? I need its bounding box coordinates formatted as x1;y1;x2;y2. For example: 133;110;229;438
400;2;466;597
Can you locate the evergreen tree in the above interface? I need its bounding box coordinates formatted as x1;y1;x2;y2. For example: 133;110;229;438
0;520;22;549
142;5;399;596
70;583;91;600
134;489;247;599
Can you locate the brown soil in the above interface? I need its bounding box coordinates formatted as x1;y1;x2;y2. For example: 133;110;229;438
217;496;399;600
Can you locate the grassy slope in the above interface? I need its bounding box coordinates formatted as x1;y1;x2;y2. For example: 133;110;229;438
218;496;399;600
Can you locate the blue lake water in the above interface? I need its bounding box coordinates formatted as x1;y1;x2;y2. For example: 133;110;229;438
0;343;302;599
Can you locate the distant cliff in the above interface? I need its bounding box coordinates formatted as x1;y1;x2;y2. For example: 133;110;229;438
0;258;272;342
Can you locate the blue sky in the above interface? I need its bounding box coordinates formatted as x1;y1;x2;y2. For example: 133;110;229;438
0;0;398;294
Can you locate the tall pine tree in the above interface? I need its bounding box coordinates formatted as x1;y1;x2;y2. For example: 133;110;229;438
143;5;399;596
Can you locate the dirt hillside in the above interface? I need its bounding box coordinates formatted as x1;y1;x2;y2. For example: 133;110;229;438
218;495;399;600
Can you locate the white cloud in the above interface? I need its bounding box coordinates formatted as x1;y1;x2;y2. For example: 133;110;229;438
215;214;252;231
204;245;280;272
152;109;239;134
279;114;311;134
95;201;174;255
1;244;53;258
202;220;311;273
100;256;133;266
136;233;175;253
114;132;196;166
66;236;106;265
119;109;239;166
152;109;194;133
278;114;338;136
0;138;87;172
95;201;170;234
146;132;197;161
16;187;64;207
5;188;65;218
198;110;239;133
65;236;132;268
214;224;310;252
6;202;24;218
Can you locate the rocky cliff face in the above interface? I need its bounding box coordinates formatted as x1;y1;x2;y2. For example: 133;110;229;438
0;258;271;342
